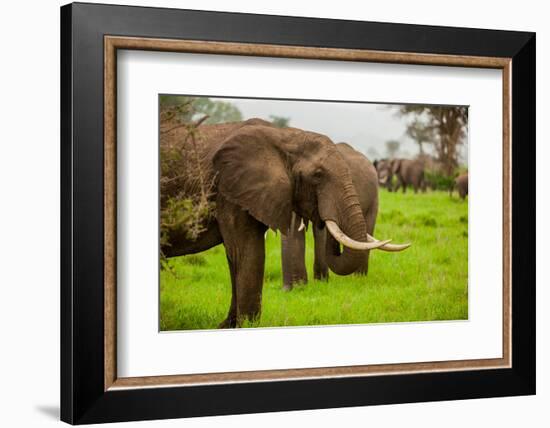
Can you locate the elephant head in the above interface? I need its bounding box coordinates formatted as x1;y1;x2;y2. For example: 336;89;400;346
213;123;408;276
375;158;393;187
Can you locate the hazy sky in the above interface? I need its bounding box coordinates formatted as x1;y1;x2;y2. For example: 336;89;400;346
215;97;425;160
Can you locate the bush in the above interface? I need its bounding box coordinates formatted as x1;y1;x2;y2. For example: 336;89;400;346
425;171;455;191
159;101;216;265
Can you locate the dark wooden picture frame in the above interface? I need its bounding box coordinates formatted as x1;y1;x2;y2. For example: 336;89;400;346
61;2;535;424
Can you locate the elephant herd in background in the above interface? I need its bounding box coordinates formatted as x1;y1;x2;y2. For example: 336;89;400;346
373;158;469;198
162;118;467;327
373;158;427;194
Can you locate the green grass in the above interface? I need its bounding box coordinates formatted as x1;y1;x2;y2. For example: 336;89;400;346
160;191;468;330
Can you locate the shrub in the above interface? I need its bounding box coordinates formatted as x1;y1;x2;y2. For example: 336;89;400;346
425;171;455;191
159;101;216;267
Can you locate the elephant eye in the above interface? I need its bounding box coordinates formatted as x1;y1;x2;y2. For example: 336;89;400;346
313;168;323;178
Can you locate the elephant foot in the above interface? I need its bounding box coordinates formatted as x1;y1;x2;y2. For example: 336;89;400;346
314;271;329;282
218;316;237;329
282;276;307;291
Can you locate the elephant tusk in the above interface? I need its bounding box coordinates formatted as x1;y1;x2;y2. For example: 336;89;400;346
367;233;411;252
325;221;391;251
298;217;305;232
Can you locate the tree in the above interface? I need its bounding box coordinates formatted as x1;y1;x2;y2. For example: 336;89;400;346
396;105;468;175
406;117;435;155
385;139;401;158
193;97;243;124
269;115;290;128
159;95;243;124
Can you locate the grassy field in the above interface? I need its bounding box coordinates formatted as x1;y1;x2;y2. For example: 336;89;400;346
160;191;468;331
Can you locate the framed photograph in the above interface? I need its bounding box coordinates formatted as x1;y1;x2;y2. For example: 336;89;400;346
60;2;535;424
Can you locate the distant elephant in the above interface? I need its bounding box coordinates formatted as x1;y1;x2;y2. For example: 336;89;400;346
391;158;426;193
281;144;410;290
453;173;468;200
162;118;409;327
373;158;394;191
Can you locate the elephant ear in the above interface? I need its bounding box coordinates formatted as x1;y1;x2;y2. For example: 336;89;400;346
213;126;293;233
391;159;402;174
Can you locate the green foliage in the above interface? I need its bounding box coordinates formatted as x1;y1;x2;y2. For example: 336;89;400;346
425;171;455;191
160;197;215;246
160;191;468;330
269;115;291;128
159;96;195;123
159;95;242;124
194;97;243;124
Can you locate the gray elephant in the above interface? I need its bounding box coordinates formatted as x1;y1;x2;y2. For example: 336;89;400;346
281;144;409;290
377;158;426;193
373;158;394;191
453;173;468;200
162;118;409;327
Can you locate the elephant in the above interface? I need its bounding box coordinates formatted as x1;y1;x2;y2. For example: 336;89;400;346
373;158;394;191
281;144;406;290
378;158;426;193
453;173;468;200
161;118;409;328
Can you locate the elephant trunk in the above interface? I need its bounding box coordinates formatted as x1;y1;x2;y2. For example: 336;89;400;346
318;157;410;276
322;176;372;276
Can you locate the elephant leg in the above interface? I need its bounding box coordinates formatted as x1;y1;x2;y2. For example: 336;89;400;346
313;223;328;281
281;216;308;290
217;198;267;327
218;258;237;328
